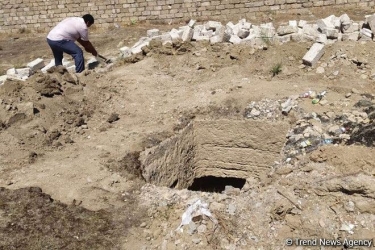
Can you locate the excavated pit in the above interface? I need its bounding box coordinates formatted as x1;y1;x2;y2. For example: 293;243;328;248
140;120;289;191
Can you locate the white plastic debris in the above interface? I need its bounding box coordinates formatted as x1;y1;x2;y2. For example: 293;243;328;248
176;199;217;232
340;222;355;234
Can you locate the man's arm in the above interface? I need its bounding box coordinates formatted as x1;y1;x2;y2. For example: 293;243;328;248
77;38;98;56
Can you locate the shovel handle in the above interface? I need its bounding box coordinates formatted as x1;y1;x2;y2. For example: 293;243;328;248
98;54;108;61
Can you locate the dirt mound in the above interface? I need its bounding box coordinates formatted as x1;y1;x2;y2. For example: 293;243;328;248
0;187;138;250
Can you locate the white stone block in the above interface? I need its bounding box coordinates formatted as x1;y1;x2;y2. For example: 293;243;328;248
289;20;298;27
215;25;225;36
133;37;151;48
259;24;275;38
317;17;335;31
342;32;359;41
147;29;159;38
7;68;16;76
87;57;100;69
181;27;194;42
277;34;291;43
332;16;341;29
260;22;274;28
7;67;31;80
194;36;210;42
205;21;222;31
0;75;7;85
131;46;143;55
152;33;172;44
210;35;222;44
344;22;359;33
242;22;251;30
324;28;339;39
291;33;305;42
41;59;55;73
298;20;307;28
303;24;320;38
120;46;131;58
192;31;200;41
316;34;328;44
229;35;242;44
361;28;373;38
241;34;257;45
340;13;351;25
188;19;196;28
337;33;342;41
169;29;181;42
201;29;214;37
232;24;240;36
27;58;45;72
367;14;375;32
302;43;325;66
62;58;74;67
277;25;298;36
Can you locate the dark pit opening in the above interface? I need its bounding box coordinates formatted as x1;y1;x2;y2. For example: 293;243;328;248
188;176;246;193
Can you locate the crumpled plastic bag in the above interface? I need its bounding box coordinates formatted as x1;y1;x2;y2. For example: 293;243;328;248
176;199;217;232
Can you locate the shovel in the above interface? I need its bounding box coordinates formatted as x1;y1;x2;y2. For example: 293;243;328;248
97;54;112;64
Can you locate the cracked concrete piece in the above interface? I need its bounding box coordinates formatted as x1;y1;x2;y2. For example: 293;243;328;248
302;43;325;66
140;120;289;189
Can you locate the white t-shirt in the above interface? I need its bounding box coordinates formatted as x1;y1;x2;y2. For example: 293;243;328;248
47;17;89;41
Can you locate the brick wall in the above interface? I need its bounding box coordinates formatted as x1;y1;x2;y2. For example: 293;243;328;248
0;0;374;33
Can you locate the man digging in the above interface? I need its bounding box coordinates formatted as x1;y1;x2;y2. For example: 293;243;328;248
46;14;98;74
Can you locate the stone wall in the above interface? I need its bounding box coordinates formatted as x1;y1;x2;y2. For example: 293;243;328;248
0;0;374;33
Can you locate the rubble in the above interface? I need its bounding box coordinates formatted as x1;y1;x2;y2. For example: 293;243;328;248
3;13;375;81
115;13;375;69
302;43;325;66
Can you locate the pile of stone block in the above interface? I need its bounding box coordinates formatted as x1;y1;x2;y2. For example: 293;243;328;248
0;56;79;85
119;13;375;67
1;58;45;83
2;14;375;87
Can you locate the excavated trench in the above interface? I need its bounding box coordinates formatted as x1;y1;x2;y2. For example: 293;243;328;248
140;120;289;192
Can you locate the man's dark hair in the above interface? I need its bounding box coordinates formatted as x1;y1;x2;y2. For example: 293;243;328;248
82;14;94;25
